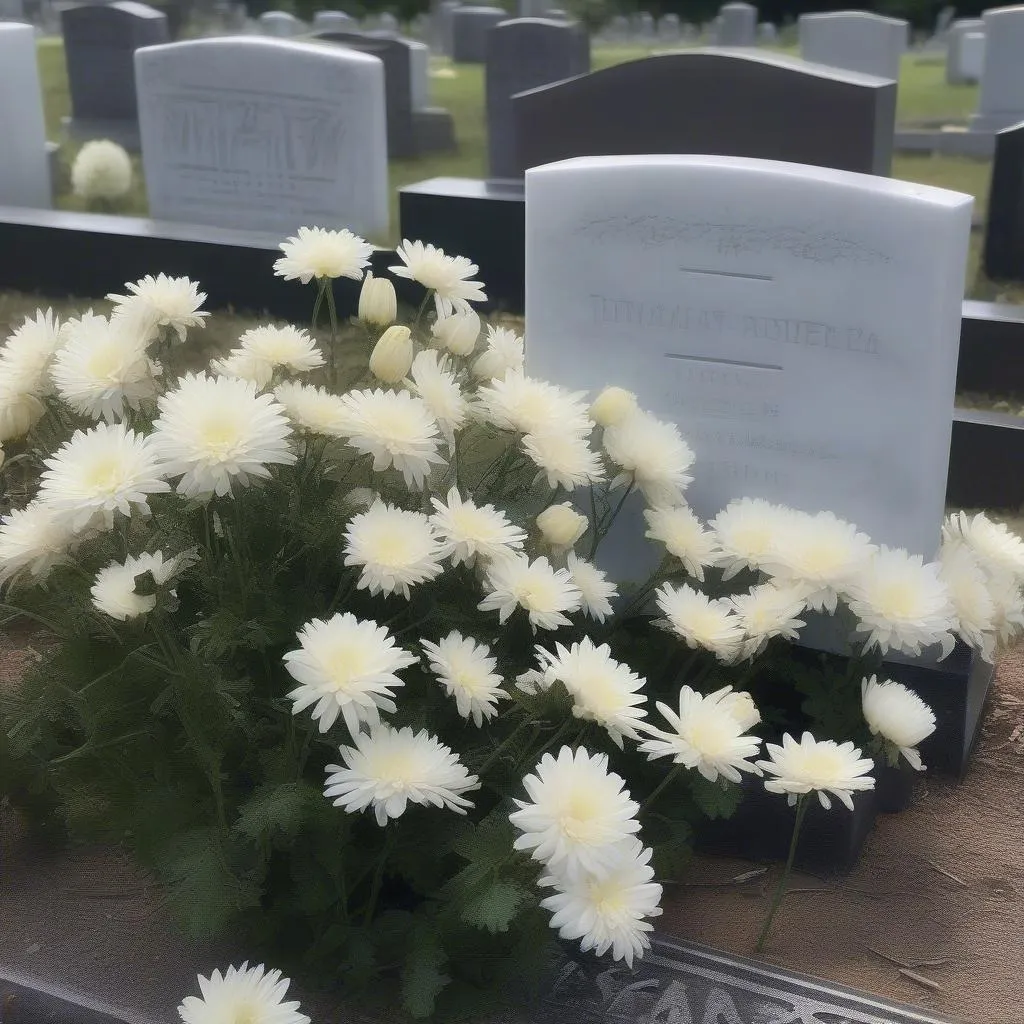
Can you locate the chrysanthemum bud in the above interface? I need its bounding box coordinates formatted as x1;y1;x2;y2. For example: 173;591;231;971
431;311;480;356
358;271;397;328
369;325;413;384
722;690;760;731
536;503;588;549
589;386;637;428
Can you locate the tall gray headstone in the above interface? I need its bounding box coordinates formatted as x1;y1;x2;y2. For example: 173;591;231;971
658;12;680;43
799;11;907;82
959;31;985;82
451;4;505;61
312;10;356;31
485;17;589;178
407;37;430;108
377;11;398;34
946;18;984;84
714;2;756;46
435;0;460;53
758;21;776;43
0;23;51;207
518;0;548;16
0;0;25;21
970;5;1024;133
135;37;389;238
637;11;655;41
258;10;304;35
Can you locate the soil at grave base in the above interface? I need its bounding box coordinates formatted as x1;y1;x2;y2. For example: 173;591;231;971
1;631;1023;1024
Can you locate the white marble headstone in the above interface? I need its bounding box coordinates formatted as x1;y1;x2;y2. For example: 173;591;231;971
959;31;985;82
525;154;972;579
799;11;907;81
971;5;1024;132
0;23;51;208
407;37;430;109
258;9;304;36
135;37;388;238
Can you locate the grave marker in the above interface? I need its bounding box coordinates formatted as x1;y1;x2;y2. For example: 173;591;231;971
799;11;907;82
960;31;985;82
945;18;984;84
714;2;756;46
970;5;1024;133
312;10;356;31
983;119;1024;282
0;23;51;208
257;9;304;35
451;5;506;61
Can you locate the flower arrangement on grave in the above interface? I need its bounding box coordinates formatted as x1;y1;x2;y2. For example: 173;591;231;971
1;226;1023;1018
69;139;134;211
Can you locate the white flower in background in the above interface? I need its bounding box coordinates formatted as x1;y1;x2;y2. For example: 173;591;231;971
178;962;309;1024
357;271;397;327
471;325;524;380
343;501;445;599
539;839;663;968
515;668;550;695
721;690;761;732
324;725;480;825
368;326;414;384
212;325;324;388
420;631;507;726
0;309;63;395
431;310;480;356
566;553;617;622
283;612;416;736
430;487;526;567
509;746;641;879
938;540;996;661
536;637;647;747
756;732;875;810
522;429;605;491
655;582;744;663
643;505;719;582
90;550;183;621
407;349;468;442
272;382;352;437
37;422;169;533
152;373;295;499
729;581;807;660
711;498;795;579
535;503;588;550
0;502;75;584
0;383;44;442
70;140;132;200
389;239;486;317
846;546;956;658
986;571;1024;646
475;371;591;437
860;676;936;771
943;510;1024;582
589;386;637;428
763;510;875;613
51;312;155;421
478;553;582;632
273;226;373;284
107;274;208;344
603;410;694;507
639;685;762;784
343;487;378;511
336;388;445;489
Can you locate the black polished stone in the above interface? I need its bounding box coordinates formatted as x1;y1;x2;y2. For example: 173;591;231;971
958;300;1024;394
948;408;1024;510
983;120;1024;283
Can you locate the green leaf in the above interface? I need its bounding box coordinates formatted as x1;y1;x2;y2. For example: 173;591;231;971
451;809;517;868
458;879;528;934
234;782;313;844
689;776;743;820
401;935;450;1019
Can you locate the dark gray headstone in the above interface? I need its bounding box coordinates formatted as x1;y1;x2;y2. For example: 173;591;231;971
513;49;896;177
432;0;460;54
60;0;168;147
485;17;589;178
984;120;1024;282
451;5;506;62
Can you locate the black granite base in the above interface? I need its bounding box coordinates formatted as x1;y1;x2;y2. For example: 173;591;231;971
984;121;1024;284
958;300;1024;394
947;409;1024;511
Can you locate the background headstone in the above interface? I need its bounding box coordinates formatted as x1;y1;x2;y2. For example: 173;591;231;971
518;0;548;16
432;0;460;54
799;11;907;82
970;5;1024;133
637;10;654;42
485;17;589;179
658;12;680;43
406;37;430;109
608;13;628;41
983;119;1024;282
451;5;505;61
525;154;972;580
135;37;388;238
758;20;776;43
376;11;398;35
257;9;304;35
0;23;51;207
312;10;355;31
0;0;25;21
959;31;985;83
714;2;756;46
945;17;984;85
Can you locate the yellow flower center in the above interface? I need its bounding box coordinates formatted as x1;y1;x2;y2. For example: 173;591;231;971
735;526;771;557
85;344;122;379
324;643;370;692
199;414;243;458
876;581;917;621
796;746;845;783
581;668;624;717
449;505;496;541
559;788;601;841
84;455;126;494
232;1002;260;1024
684;712;735;757
448;653;485;695
587;876;627;916
373;749;417;786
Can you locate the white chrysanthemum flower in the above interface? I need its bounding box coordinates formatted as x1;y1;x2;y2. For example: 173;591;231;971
589;386;637;428
603;410;694;507
151;373;296;499
756;731;875;810
509;745;641;878
283;612;417;736
644;505;719;582
90;550;182;621
763;510;875;612
475;371;591;437
861;676;936;771
212;325;323;388
421;631;507;726
430;486;526;567
70;139;132;200
539;839;663;969
343;501;445;599
478;553;582;632
369;326;414;385
536;637;647;747
50;312;155;422
943;510;1024;582
655;583;744;663
846;546;956;658
107;274;208;344
343;487;378;511
336;388;445;489
566;552;617;622
729;581;808;660
37;422;169;533
988;571;1024;646
408;349;468;443
515;667;551;695
522;429;606;491
0;309;63;395
712;498;795;579
721;690;761;731
639;685;762;783
389;239;486;318
0;502;75;584
178;961;309;1024
536;503;588;549
272;381;352;437
431;310;480;357
358;271;397;328
273;226;373;284
324;725;480;825
0;383;44;442
938;540;996;661
471;325;525;380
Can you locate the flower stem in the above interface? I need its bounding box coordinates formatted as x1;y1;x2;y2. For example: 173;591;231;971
533;719;575;761
311;278;327;331
478;715;532;775
413;289;434;335
590;478;635;559
324;280;340;381
755;793;809;953
363;830;394;926
640;762;685;814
